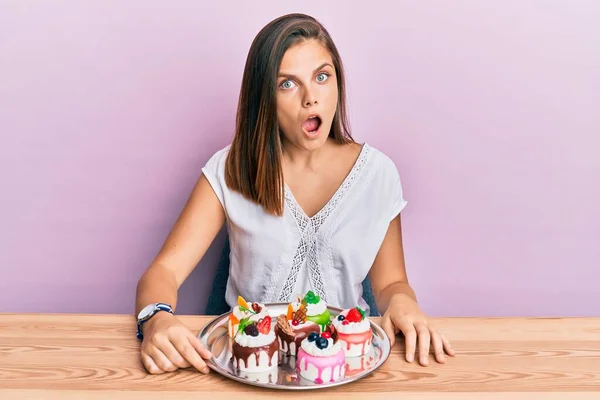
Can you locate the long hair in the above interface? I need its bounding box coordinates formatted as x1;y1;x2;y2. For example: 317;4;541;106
225;13;353;216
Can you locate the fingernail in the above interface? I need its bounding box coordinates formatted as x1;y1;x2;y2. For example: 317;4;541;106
202;367;209;374
407;355;413;362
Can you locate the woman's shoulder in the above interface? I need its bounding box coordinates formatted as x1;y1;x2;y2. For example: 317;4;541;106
205;143;231;165
200;144;233;203
363;142;402;180
363;142;408;217
201;143;232;178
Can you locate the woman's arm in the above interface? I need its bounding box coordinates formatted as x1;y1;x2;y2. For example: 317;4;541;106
135;174;226;374
368;214;415;312
369;214;454;366
136;174;226;314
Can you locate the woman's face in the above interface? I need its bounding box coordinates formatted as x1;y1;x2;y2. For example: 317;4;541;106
276;39;338;151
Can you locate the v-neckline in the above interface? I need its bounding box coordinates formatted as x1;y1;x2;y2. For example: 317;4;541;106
283;143;369;222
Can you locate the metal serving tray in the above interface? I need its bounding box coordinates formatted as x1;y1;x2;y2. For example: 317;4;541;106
198;303;390;390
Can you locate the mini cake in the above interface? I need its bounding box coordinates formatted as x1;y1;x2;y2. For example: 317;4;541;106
332;307;373;357
228;295;269;339
301;291;331;332
231;315;279;372
296;331;345;383
275;301;320;356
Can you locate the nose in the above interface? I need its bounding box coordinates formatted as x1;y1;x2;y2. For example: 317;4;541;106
302;87;318;107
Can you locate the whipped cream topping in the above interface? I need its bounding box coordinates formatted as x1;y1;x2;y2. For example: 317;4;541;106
332;310;370;334
234;329;276;348
291;296;327;317
304;299;327;316
300;337;342;357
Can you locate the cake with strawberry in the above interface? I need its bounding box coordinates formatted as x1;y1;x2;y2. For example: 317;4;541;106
301;290;331;332
296;330;345;383
228;295;269;339
231;315;279;372
332;306;373;357
274;301;320;356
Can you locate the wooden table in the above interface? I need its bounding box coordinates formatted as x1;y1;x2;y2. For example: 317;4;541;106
0;314;598;399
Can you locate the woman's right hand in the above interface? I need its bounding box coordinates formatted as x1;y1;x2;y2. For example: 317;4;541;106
140;312;212;374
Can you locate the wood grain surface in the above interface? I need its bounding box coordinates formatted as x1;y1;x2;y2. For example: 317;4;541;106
0;314;598;399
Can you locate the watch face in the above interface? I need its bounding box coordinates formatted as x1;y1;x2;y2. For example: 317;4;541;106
138;304;156;320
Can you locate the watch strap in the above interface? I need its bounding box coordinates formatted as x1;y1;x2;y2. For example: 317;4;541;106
136;303;173;340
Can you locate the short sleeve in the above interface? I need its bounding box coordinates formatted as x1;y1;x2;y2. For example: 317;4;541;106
391;176;407;220
201;145;230;209
386;158;408;221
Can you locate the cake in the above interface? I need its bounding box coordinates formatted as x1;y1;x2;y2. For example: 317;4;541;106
296;330;345;383
231;315;279;372
228;295;269;339
332;307;373;357
301;291;331;332
274;301;320;356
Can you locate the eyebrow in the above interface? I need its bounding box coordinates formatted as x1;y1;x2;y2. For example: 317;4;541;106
278;62;334;79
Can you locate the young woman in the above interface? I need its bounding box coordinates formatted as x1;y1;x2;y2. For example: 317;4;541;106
135;13;454;375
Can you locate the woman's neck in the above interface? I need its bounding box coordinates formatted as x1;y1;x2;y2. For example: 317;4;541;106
281;138;334;172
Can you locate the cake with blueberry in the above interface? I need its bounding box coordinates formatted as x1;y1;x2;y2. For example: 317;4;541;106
228;295;269;339
332;307;373;357
275;301;320;356
301;290;331;332
296;330;345;383
231;315;279;372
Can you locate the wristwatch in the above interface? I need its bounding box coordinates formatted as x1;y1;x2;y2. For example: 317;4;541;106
136;302;173;340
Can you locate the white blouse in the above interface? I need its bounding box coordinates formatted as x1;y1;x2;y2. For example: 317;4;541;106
201;143;407;316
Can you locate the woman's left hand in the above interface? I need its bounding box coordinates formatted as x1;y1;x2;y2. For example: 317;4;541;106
381;293;455;366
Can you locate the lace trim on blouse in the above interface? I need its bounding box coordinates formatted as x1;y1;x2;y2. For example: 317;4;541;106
276;144;372;302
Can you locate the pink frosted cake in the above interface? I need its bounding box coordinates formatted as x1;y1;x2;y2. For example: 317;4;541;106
332;307;373;357
296;331;345;383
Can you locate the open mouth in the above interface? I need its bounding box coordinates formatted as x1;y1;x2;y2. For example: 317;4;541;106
302;115;322;135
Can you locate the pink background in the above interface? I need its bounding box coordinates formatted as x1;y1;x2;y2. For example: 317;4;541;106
1;1;598;316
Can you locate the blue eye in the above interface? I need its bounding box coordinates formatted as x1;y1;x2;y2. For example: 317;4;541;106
280;80;295;89
316;73;329;82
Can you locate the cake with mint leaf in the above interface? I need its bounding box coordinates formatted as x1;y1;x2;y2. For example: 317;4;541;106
301;290;331;332
231;315;279;372
227;295;269;339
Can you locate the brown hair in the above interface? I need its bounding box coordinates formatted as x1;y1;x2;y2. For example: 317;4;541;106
225;13;354;216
